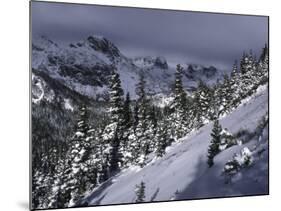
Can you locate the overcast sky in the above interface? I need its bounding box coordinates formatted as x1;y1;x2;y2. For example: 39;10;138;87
31;1;268;70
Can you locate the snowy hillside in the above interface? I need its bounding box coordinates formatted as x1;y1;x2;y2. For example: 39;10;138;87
31;40;269;210
84;86;268;205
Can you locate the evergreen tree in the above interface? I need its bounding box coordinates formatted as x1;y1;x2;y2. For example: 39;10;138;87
155;120;168;157
49;157;71;208
207;119;222;167
210;80;221;120
259;43;269;63
146;105;158;150
123;92;133;130
108;132;122;173
56;105;95;206
259;44;269;83
229;60;242;108
170;64;189;139
133;103;139;132
134;73;151;167
97;149;109;184
252;45;268;88
218;74;234;115
119;92;133;165
107;69;124;125
240;50;257;96
91;128;109;184
240;52;249;75
103;68;125;174
135;181;146;202
193;80;212;127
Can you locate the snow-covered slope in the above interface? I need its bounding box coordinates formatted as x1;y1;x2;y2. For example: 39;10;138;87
84;86;268;205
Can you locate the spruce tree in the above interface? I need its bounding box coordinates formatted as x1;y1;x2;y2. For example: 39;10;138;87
108;69;124;125
251;45;268;88
134;73;151;167
170;64;189;139
207;119;222;167
97;150;109;184
133;103;139;132
146;105;158;151
123;92;133;130
259;43;268;63
193;80;212;127
155;120;168;157
119;92;133;164
240;52;249;75
103;68;125;175
229;60;242;108
219;74;233;115
135;181;146;202
240;50;256;96
260;44;269;83
210;81;222;120
57;105;95;206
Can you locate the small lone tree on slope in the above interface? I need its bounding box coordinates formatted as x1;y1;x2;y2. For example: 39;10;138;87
207;119;222;167
135;181;146;202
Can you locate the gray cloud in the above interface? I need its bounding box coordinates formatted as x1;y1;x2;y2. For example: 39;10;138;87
31;1;268;70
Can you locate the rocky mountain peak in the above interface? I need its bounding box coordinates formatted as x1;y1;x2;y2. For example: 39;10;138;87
71;35;121;59
154;56;168;69
32;35;59;51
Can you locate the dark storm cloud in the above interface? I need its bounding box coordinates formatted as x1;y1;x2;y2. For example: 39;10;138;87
31;1;268;70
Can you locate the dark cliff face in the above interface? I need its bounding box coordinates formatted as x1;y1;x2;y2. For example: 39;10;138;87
154;57;168;69
185;64;218;80
71;36;121;61
87;36;121;58
58;63;112;87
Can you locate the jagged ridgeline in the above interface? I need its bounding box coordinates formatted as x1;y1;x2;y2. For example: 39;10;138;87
31;34;268;209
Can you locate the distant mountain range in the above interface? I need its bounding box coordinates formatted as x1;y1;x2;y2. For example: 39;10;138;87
32;35;227;104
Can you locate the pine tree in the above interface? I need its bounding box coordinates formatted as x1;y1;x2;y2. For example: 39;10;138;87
108;132;122;173
49;157;71;208
259;44;269;83
210;81;221;120
229;60;242;108
240;52;249;75
119;92;133;165
207;119;222;167
97;150;109;184
134;73;151;167
103;68;125;175
90;128;109;185
193;80;212;127
123;92;133;130
155;120;168;157
133;103;139;132
240;50;256;96
108;69;124;125
146;105;158;151
170;64;189;139
218;74;234;115
135;181;146;202
259;44;268;64
56;105;95;206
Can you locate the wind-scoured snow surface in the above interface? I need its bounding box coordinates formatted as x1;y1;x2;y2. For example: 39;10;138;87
85;86;268;205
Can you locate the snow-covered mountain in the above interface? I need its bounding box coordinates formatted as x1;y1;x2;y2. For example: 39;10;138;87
32;35;226;101
83;85;268;205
